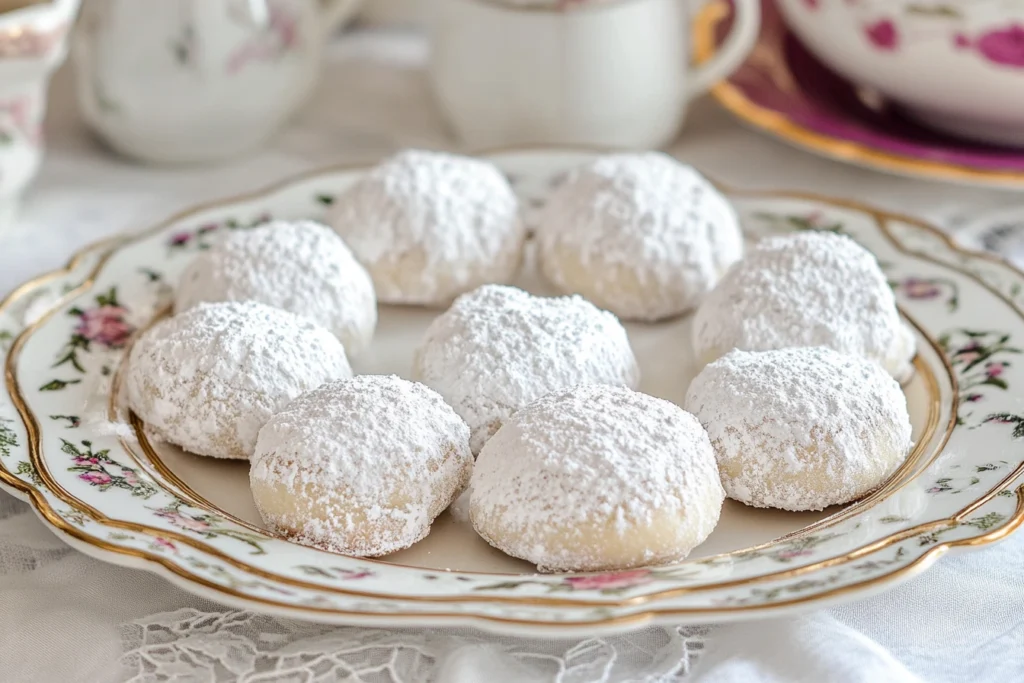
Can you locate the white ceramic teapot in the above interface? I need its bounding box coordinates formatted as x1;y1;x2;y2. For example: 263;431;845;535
73;0;362;164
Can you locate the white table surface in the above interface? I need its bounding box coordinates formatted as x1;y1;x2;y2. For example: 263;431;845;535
1;27;1022;683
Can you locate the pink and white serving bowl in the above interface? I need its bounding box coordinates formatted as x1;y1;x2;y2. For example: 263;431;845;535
775;0;1024;147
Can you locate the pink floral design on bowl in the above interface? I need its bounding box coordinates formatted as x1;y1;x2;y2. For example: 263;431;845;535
957;25;1024;68
704;0;1024;183
864;19;898;51
774;0;1024;147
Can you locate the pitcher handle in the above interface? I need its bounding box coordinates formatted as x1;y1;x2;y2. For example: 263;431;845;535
320;0;363;37
687;0;761;99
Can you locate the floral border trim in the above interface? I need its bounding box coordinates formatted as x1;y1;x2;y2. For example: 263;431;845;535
1;153;1023;631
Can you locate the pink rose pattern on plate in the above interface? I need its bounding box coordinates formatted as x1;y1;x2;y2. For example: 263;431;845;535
75;305;132;348
42;287;133;392
167;212;272;252
563;569;653;591
149;501;268;555
939;329;1022;425
60;441;268;554
63;438;156;499
474;569;659;596
894;276;960;312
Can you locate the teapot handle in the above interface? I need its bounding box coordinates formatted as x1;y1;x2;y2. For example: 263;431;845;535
320;0;363;37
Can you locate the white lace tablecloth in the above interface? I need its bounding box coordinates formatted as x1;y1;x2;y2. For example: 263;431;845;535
1;28;1023;683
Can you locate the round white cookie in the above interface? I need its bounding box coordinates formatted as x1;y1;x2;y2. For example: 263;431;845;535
692;230;916;382
471;384;724;572
127;301;351;460
413;284;640;454
684;346;912;511
174;220;377;356
327;149;526;306
250;375;473;556
536;152;743;321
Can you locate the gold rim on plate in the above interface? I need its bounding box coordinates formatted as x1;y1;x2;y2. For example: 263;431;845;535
1;151;1023;629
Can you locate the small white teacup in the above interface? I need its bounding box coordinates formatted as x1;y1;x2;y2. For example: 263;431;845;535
428;0;761;149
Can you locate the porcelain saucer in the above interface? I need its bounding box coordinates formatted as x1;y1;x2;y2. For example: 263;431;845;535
695;1;1024;189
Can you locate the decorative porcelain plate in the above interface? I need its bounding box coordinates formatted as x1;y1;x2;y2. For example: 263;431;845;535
2;148;1023;636
694;1;1024;189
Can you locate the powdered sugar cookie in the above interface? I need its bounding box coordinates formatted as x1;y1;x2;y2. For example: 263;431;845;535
536;152;742;321
250;375;473;556
174;220;377;356
127;301;351;460
471;384;724;572
413;284;640;454
327;150;526;306
684;347;912;511
692;230;916;382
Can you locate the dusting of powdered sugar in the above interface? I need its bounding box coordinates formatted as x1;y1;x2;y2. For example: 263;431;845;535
174;220;377;356
78;366;135;440
470;384;724;572
448;488;472;524
250;375;473;557
692;231;916;381
536;152;743;321
684;347;913;512
412;284;640;454
327;149;526;306
126;301;351;460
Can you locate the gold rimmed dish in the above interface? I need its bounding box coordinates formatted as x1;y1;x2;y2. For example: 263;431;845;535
0;148;1022;635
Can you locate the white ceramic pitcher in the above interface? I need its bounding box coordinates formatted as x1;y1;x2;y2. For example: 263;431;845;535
429;0;760;149
73;0;362;164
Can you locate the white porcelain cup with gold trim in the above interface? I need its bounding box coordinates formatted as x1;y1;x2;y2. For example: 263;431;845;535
428;0;760;149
